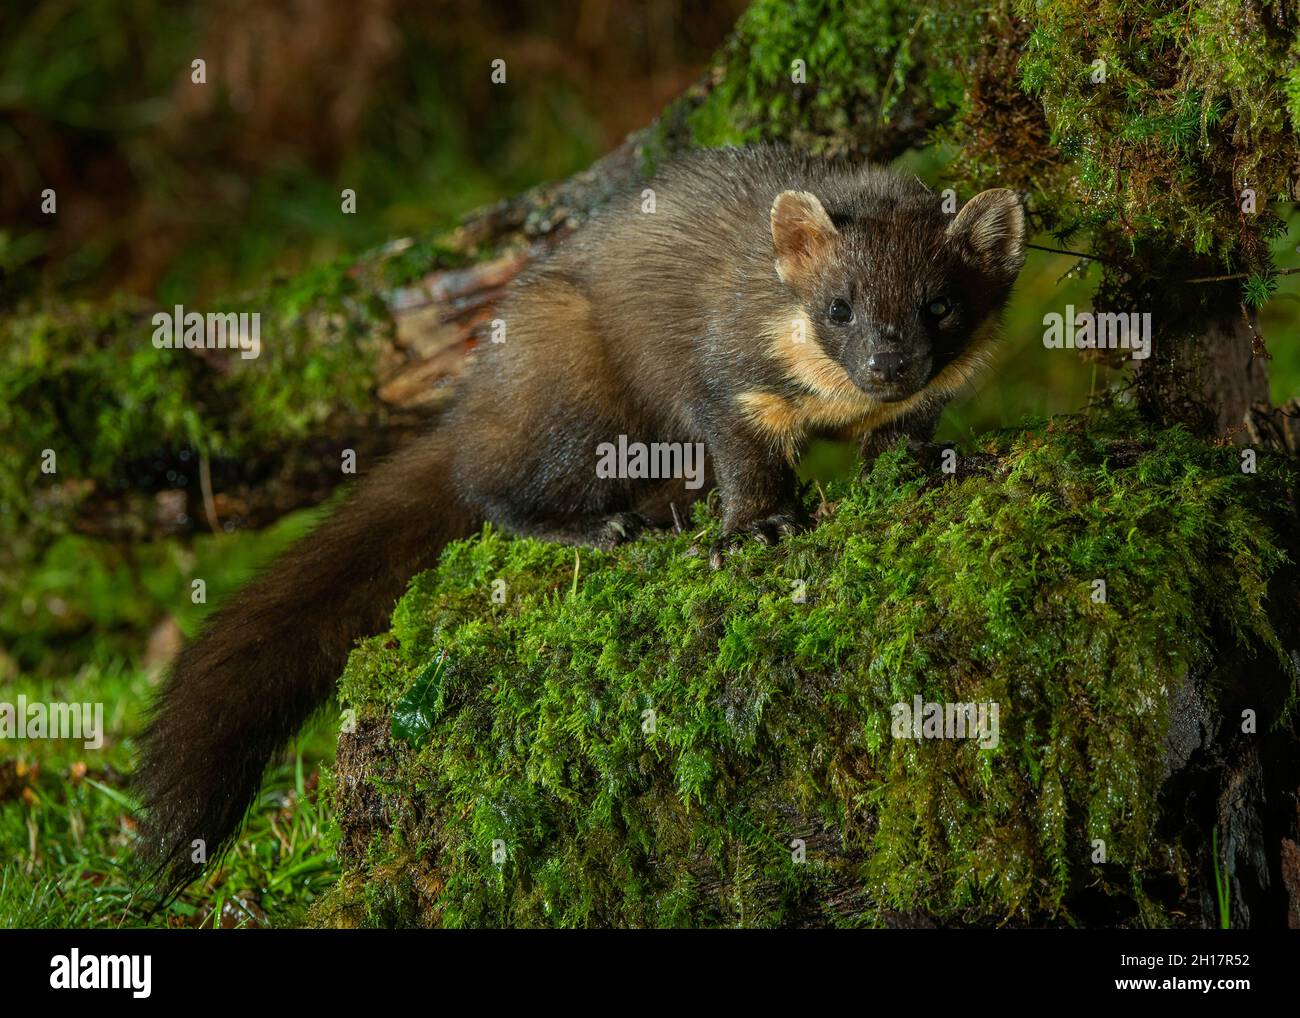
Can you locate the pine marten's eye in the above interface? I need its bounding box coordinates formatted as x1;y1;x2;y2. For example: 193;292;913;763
828;298;853;325
926;297;952;319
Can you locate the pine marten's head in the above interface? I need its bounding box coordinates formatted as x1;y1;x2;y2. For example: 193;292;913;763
770;183;1026;403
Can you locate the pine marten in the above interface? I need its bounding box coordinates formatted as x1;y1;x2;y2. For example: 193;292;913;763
134;144;1026;897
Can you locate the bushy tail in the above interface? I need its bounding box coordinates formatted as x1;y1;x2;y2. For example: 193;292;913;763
133;433;476;900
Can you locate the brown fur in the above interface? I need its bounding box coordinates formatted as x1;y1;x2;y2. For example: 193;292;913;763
134;144;1026;898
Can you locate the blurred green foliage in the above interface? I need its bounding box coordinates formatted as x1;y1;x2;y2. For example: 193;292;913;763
1;502;322;678
2;0;726;306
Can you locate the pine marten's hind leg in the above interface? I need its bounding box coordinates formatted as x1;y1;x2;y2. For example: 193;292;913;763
480;499;661;550
449;275;682;550
490;474;709;549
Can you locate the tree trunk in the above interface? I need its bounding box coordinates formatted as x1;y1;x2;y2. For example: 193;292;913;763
1135;298;1271;442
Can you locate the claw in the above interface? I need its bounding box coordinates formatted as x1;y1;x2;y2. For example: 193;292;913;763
706;509;809;569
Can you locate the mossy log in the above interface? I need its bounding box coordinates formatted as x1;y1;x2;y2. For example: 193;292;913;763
310;413;1300;928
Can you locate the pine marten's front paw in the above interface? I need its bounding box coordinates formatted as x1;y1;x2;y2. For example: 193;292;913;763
708;509;809;570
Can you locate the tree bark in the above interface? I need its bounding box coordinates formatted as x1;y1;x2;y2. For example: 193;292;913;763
1135;299;1272;443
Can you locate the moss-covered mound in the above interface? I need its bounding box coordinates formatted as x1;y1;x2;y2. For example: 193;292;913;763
312;412;1299;928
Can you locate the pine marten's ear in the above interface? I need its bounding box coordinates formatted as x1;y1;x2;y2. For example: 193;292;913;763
947;188;1026;281
771;190;838;290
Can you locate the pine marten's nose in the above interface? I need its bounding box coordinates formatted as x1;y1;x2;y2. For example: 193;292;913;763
866;351;903;383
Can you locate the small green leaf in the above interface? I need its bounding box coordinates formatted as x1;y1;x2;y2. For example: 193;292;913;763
391;651;449;746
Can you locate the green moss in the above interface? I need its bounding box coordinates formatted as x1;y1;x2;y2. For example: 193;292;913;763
378;236;478;289
960;0;1298;286
675;0;978;159
319;411;1298;927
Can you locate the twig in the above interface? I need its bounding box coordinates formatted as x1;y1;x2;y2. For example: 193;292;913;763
1026;242;1105;261
814;480;829;514
1027;243;1300;286
1241;301;1269;360
199;454;222;536
1183;267;1300;284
